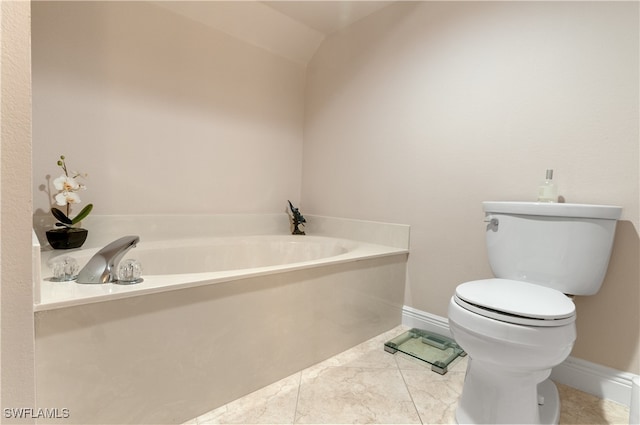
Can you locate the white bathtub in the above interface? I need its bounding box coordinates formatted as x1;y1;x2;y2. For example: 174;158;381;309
35;229;409;424
126;235;350;273
38;235;404;311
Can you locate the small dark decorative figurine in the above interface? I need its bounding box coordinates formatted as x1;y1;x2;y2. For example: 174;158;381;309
287;200;306;235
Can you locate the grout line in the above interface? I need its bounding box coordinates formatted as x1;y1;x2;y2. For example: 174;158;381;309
291;369;303;424
394;355;424;424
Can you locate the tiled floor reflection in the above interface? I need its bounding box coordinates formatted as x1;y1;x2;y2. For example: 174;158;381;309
184;326;630;424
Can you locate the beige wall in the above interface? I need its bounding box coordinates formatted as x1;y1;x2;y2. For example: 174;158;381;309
303;2;639;374
31;2;305;216
28;1;640;377
1;0;36;421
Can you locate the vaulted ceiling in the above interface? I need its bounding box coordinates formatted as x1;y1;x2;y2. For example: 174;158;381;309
152;1;393;65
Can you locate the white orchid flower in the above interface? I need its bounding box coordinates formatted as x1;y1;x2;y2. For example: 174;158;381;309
55;191;81;206
49;156;93;232
53;175;80;192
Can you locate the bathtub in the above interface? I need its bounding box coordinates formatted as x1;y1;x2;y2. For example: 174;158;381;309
34;226;409;424
37;235;405;311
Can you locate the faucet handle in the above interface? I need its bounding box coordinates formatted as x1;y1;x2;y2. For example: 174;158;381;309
115;258;143;285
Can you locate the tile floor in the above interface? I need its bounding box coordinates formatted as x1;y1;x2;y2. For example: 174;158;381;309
183;326;630;424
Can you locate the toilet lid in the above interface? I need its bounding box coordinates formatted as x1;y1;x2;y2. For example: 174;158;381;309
455;279;576;326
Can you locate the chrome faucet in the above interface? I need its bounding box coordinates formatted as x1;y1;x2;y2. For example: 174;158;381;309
76;235;140;284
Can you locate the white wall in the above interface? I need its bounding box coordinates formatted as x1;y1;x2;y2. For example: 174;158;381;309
303;2;639;374
31;2;305;217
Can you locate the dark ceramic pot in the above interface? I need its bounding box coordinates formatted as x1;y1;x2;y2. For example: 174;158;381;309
46;228;88;249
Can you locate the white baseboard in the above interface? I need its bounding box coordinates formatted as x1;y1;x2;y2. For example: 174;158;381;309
402;305;638;407
551;357;637;407
402;305;453;338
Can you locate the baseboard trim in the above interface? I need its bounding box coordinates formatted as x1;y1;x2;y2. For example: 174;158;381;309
402;305;637;407
402;305;452;337
551;356;637;407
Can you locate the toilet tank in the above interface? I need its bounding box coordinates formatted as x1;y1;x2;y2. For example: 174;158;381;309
483;201;622;296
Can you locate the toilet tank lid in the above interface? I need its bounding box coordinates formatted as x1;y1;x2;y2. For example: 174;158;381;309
483;201;622;220
455;279;576;320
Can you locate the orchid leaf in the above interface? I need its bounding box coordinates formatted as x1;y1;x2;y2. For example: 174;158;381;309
51;207;72;224
71;203;93;225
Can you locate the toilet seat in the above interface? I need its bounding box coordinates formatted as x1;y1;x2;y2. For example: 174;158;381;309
455;279;576;327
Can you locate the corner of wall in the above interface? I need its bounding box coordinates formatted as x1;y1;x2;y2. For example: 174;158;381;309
1;0;36;420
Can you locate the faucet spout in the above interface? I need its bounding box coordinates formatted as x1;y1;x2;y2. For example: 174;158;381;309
76;235;140;284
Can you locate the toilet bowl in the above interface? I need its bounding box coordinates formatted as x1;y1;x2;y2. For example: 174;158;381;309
449;279;577;424
448;202;621;425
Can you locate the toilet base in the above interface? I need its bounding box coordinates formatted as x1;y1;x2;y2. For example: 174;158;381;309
538;379;560;425
455;377;560;424
455;358;561;424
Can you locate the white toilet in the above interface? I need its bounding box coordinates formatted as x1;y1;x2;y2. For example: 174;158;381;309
448;201;621;425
